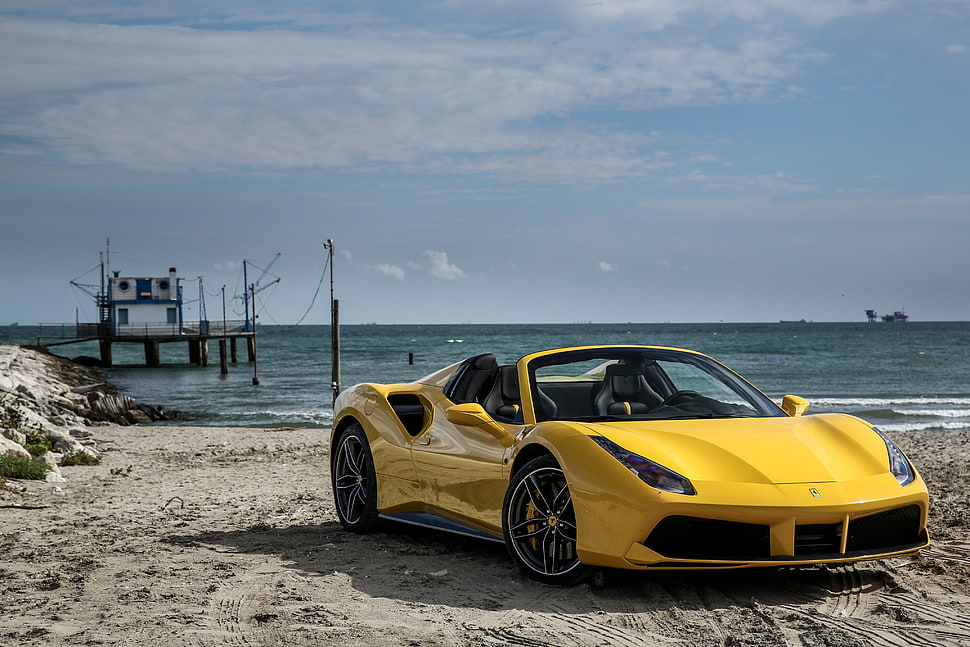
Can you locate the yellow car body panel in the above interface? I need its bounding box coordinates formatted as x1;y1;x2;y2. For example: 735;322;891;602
330;344;930;575
548;426;928;568
332;378;513;536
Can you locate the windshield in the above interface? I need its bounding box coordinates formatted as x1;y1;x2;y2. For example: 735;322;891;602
527;348;783;422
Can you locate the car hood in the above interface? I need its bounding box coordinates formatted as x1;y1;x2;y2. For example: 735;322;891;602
583;413;890;485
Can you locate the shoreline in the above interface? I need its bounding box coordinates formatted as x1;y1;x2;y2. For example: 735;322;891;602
2;345;969;645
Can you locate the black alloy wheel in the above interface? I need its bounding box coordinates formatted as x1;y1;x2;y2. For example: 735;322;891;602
503;455;590;585
331;424;380;532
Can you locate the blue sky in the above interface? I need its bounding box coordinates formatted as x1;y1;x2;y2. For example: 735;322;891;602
1;0;968;325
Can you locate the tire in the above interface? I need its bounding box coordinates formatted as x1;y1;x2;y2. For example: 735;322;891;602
502;454;591;585
331;423;380;533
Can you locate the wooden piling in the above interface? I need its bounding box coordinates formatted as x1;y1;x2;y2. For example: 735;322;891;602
331;298;341;400
200;340;209;367
99;340;113;367
144;341;160;367
230;338;238;363
219;339;228;375
188;340;200;365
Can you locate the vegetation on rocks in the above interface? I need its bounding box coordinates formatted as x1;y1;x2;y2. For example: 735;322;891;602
0;453;52;480
23;431;54;457
60;450;102;466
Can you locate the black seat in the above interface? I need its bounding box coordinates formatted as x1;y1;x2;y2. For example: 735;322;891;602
444;354;499;404
593;363;662;415
482;365;521;421
534;387;558;419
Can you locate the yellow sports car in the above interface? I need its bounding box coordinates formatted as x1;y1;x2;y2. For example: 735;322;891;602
330;345;929;584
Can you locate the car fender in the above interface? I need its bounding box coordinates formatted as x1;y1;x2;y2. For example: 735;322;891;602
331;383;421;511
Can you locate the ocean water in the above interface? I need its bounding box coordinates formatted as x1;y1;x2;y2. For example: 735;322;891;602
2;322;968;433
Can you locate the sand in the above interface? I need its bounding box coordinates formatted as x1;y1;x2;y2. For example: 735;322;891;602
2;422;968;646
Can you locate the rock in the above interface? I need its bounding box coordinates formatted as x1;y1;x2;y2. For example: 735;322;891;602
51;433;85;455
1;435;31;459
45;471;67;483
3;428;27;446
0;344;184;432
71;355;103;367
35;451;61;475
127;409;152;424
71;383;105;394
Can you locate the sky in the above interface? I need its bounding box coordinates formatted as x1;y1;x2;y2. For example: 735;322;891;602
1;0;968;326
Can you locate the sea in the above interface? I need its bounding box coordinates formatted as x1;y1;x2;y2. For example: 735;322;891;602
2;322;969;434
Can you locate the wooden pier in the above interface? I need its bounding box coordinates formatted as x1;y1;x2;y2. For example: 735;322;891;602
38;322;256;369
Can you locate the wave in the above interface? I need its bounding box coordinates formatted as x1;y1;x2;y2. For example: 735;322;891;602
808;396;970;407
875;420;970;433
894;408;970;418
845;407;970;420
788;396;970;433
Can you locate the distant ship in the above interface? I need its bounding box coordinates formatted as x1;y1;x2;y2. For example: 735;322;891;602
866;309;909;322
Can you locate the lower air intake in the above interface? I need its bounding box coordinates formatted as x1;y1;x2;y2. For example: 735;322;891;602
846;505;922;553
645;516;770;560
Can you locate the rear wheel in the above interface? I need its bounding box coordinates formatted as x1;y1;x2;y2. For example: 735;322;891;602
503;455;591;585
331;424;380;532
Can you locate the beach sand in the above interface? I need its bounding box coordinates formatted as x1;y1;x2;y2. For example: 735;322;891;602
1;423;968;646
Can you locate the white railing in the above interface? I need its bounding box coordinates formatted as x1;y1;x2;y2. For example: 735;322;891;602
115;323;182;337
37;320;251;339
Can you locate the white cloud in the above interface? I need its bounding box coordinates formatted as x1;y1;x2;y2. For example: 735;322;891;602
946;44;969;54
599;261;617;272
0;14;822;180
568;0;898;26
423;250;465;280
377;264;405;281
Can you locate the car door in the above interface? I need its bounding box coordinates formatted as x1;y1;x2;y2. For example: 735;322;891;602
410;394;515;536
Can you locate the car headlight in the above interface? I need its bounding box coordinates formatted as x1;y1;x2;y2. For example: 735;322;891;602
591;436;696;495
874;427;915;486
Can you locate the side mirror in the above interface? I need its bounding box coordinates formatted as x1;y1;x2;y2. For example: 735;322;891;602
781;395;810;417
446;403;516;447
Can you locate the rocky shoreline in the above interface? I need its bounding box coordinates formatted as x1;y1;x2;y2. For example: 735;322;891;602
0;344;182;482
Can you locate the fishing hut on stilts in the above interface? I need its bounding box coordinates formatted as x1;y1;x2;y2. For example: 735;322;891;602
42;243;278;374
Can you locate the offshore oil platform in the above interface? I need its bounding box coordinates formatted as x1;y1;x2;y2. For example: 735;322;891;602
866;309;909;323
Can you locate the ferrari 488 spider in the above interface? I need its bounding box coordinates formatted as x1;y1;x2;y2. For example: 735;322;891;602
329;345;929;584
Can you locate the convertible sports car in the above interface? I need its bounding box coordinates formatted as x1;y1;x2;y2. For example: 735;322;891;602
329;345;929;584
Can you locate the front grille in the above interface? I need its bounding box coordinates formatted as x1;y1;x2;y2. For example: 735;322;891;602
846;505;922;553
645;505;924;564
794;523;842;555
645;516;770;560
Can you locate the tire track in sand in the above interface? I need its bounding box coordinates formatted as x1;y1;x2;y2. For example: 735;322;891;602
211;571;288;646
758;565;969;647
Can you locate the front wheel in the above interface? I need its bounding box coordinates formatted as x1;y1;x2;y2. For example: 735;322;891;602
503;455;591;585
331;423;380;532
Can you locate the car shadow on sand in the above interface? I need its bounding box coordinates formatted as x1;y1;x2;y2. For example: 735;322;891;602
163;519;897;614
